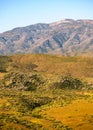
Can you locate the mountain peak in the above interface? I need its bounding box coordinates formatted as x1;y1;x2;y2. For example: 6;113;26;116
50;19;74;26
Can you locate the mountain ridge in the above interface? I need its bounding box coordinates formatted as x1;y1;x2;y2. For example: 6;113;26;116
0;19;93;56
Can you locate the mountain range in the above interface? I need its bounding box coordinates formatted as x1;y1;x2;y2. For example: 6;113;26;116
0;19;93;56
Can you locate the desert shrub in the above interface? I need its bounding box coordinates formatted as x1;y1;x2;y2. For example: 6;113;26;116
2;72;44;91
52;74;85;90
20;95;51;111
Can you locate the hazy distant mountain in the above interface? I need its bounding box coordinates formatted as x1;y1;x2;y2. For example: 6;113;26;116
0;19;93;55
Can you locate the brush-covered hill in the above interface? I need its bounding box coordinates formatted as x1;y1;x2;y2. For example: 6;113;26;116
0;19;93;55
0;54;93;80
0;54;93;130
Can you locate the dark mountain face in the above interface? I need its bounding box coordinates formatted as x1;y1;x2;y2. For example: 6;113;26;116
0;19;93;55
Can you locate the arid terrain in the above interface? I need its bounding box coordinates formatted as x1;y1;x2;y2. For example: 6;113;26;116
0;54;93;130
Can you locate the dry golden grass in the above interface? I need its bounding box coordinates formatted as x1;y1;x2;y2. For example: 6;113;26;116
85;77;93;84
11;54;93;80
43;98;93;130
0;72;5;79
30;117;54;130
1;123;29;130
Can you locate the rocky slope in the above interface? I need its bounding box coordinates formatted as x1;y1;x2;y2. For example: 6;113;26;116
0;19;93;55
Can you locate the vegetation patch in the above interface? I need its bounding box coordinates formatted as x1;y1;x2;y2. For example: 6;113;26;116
2;72;44;91
0;54;93;129
51;74;86;90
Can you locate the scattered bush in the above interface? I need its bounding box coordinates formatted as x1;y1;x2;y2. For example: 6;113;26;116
20;95;51;110
2;72;44;91
51;74;85;90
53;120;72;130
0;113;43;130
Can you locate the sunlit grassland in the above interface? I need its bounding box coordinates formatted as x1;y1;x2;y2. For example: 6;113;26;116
42;98;93;130
1;88;93;130
10;54;93;79
0;54;93;130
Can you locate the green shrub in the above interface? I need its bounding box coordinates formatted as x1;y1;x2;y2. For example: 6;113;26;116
20;95;51;110
2;72;44;91
52;74;84;90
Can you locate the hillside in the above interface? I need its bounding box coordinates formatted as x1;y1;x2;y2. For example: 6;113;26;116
11;54;93;79
0;54;93;79
0;54;93;130
0;19;93;55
